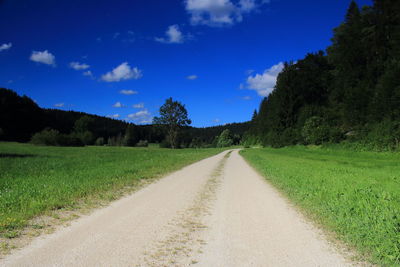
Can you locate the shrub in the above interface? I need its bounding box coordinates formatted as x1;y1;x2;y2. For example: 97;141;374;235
95;137;105;146
136;140;148;147
31;128;84;146
302;116;330;145
31;128;60;146
217;129;233;147
357;120;400;151
75;130;94;145
159;139;171;148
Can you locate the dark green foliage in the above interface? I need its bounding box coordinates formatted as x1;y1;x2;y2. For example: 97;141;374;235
216;129;233;147
0;88;44;142
94;137;105;146
30;128;83;147
245;0;400;150
302;116;330;145
1;88;249;147
136;140;149;147
123;125;140;147
153;97;192;149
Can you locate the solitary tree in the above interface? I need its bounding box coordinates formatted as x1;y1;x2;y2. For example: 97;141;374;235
153;97;191;149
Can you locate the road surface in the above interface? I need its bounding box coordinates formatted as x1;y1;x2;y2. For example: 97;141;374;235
1;150;353;266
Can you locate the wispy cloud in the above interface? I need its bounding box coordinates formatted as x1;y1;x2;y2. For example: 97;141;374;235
30;50;56;66
108;114;120;119
112;101;124;108
54;103;65;107
242;95;252;100
187;75;198;80
83;70;94;78
70;62;90;70
101;62;142;82
127;109;153;124
185;0;269;27
113;32;120;39
243;62;284;97
0;43;12;52
133;103;144;108
119;89;138;95
155;25;185;44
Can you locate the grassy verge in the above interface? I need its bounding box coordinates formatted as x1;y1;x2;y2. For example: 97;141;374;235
0;142;224;236
240;146;400;266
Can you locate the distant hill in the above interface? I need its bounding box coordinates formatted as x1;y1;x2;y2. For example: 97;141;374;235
0;88;250;145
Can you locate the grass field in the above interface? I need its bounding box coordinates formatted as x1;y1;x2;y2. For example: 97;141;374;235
0;142;224;237
241;146;400;266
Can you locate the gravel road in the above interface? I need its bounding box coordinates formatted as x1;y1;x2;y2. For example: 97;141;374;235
1;150;353;267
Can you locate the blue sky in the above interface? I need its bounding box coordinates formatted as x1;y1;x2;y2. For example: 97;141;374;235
0;0;371;127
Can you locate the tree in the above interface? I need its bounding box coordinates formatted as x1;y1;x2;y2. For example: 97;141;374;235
73;115;95;145
153;97;191;149
217;129;233;147
123;124;139;146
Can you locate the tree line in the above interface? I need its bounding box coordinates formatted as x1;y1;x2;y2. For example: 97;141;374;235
244;0;400;151
0;88;248;148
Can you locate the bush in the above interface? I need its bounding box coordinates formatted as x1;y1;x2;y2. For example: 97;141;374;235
356;120;400;151
95;137;105;146
107;134;124;146
302;116;330;145
31;128;84;146
159;139;171;148
75;130;94;145
31;128;59;146
217;129;233;147
136;140;148;147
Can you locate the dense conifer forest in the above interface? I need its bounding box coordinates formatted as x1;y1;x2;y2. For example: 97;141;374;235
244;0;400;150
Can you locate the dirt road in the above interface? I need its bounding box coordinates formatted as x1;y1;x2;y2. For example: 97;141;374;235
1;150;353;266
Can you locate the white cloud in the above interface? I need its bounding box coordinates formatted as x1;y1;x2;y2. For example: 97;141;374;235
213;118;221;123
101;62;142;82
127;109;153;124
155;25;184;44
133;103;144;109
187;75;198;80
113;32;120;39
108;114;120;119
70;62;90;70
112;101;124;108
245;62;284;97
119;89;138;95
242;95;252;100
54;103;65;107
0;43;12;52
30;50;56;66
185;0;268;27
83;70;94;78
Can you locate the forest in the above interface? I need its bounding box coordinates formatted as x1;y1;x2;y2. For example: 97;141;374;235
0;87;249;148
244;0;400;151
1;1;399;151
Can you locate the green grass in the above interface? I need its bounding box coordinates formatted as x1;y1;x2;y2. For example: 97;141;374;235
0;142;224;235
241;146;400;266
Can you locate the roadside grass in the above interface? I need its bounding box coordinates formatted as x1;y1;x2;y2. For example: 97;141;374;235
0;142;224;237
240;146;400;266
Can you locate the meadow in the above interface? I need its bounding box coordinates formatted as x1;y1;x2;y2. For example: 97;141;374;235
241;146;400;266
0;142;223;237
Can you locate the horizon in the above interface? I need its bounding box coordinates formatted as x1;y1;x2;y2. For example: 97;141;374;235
0;0;372;127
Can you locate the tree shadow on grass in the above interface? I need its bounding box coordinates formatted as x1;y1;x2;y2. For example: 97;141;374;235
0;153;38;158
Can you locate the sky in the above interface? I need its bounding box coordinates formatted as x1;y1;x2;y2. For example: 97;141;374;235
0;0;372;127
